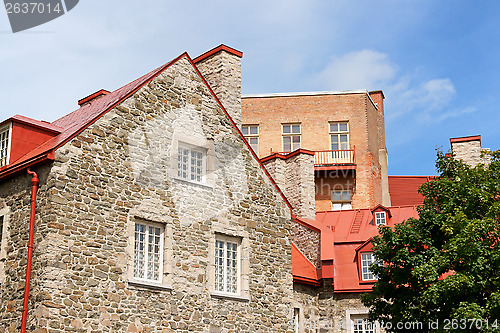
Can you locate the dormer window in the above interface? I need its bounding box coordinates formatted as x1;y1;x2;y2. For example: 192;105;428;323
0;123;11;167
361;252;381;281
375;212;386;225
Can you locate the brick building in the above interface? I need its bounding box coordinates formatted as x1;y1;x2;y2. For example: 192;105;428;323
242;91;390;212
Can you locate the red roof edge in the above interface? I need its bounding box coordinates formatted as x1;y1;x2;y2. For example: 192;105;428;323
260;149;315;163
193;44;243;64
185;54;294;213
0;152;54;179
9;115;63;134
78;89;111;106
450;135;481;144
293;217;321;232
293;276;321;286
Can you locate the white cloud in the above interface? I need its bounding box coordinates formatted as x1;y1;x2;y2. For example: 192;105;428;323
311;50;398;91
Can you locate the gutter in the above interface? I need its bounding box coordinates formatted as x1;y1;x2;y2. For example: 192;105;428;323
21;169;39;333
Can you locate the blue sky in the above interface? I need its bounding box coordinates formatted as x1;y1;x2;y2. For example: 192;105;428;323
1;0;498;175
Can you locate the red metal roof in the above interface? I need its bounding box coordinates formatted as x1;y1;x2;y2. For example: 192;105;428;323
388;175;435;207
450;135;481;143
315;205;418;292
291;242;320;286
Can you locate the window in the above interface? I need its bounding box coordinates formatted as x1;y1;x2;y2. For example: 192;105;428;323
332;190;352;211
242;125;259;154
133;222;164;283
352;316;375;333
375;212;386;225
330;122;349;151
361;252;382;281
293;308;301;333
177;145;206;183
0;123;11;168
282;124;301;152
215;235;240;294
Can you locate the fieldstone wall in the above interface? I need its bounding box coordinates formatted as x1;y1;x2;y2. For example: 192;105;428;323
451;139;490;167
195;50;242;127
262;152;316;220
293;283;371;333
291;220;320;268
0;56;293;332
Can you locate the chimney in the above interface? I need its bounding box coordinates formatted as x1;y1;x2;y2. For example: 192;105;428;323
369;90;391;206
450;135;491;167
78;89;110;107
261;150;316;220
193;45;243;127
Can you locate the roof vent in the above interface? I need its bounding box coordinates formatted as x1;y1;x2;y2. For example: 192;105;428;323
78;89;110;107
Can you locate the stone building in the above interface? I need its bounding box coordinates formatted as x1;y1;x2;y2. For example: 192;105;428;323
0;45;296;332
241;91;390;212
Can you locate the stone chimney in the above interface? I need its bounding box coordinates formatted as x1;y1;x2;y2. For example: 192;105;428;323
261;150;316;220
194;45;243;127
450;135;490;167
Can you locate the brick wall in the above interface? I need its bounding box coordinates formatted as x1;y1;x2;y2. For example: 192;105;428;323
242;91;389;210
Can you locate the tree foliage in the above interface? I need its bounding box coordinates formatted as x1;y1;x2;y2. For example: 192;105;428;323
362;151;500;332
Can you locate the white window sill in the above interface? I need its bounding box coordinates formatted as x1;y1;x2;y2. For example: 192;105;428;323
210;291;250;302
173;176;214;189
128;279;172;291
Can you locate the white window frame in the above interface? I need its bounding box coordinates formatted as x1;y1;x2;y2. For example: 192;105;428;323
133;221;164;283
0;122;12;168
0;208;9;284
331;189;352;211
214;234;241;295
176;143;207;184
242;125;259;155
329;122;349;151
375;212;386;225
360;252;383;281
346;309;379;333
282;123;301;152
351;315;375;333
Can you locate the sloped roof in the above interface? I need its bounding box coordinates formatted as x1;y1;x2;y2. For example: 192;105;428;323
291;242;320;285
388;175;436;206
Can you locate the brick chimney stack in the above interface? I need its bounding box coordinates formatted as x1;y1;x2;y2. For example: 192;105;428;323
194;45;243;127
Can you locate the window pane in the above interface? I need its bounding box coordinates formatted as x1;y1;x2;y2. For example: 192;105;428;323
134;223;146;279
339;123;348;132
215;240;224;292
249;126;258;135
292;135;301;151
283;137;291;152
330;123;338;133
291;124;300;134
282;125;291;134
0;126;10;167
332;191;342;201
241;126;248;135
342;190;352;200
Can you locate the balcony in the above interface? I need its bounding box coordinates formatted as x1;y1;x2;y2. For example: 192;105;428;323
270;148;356;170
314;149;355;166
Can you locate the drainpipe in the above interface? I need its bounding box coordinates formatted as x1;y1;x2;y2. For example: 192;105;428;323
21;169;39;333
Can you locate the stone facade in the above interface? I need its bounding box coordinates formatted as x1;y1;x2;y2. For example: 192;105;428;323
290;221;320;268
450;135;490;167
0;55;294;332
262;151;316;220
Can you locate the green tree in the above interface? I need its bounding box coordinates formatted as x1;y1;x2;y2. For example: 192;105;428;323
362;151;500;332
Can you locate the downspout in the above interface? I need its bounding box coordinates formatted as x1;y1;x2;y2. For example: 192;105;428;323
21;169;39;333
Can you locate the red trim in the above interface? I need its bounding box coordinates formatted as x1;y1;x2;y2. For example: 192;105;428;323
334;288;373;293
293;217;321;232
1;115;63;134
78;89;110;106
260;149;315;163
193;44;243;63
371;204;392;218
0;153;53;180
450;135;481;143
186;54;294;213
293;276;321;286
315;165;356;171
21;169;39;333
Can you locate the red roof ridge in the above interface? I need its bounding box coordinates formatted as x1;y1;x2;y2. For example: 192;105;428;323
193;44;243;63
450;135;481;143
